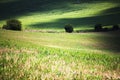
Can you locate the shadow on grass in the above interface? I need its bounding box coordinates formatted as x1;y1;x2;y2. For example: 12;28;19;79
94;31;120;53
0;0;71;20
29;12;120;29
0;0;120;53
29;9;120;53
0;0;120;20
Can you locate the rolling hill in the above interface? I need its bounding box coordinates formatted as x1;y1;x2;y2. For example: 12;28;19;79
0;0;120;30
0;0;120;79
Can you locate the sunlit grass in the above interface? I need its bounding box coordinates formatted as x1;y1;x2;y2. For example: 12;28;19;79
0;0;120;79
19;2;118;29
0;30;120;79
0;47;120;80
0;1;119;30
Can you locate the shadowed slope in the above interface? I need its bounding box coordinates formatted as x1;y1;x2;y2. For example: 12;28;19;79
0;0;120;20
0;0;120;30
0;0;72;20
29;12;120;29
92;31;120;53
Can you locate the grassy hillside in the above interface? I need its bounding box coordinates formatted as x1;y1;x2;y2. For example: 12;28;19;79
0;0;120;80
0;0;120;30
0;30;120;79
0;30;120;52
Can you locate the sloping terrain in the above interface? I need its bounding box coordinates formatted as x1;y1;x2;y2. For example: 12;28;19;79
0;0;120;30
0;1;120;79
0;30;120;80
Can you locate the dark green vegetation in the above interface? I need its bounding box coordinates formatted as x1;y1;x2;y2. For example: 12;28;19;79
2;19;22;31
64;24;73;33
94;24;120;32
94;24;103;32
112;24;120;30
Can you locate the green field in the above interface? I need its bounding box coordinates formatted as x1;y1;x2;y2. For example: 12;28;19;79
0;0;120;80
0;30;120;80
0;0;120;30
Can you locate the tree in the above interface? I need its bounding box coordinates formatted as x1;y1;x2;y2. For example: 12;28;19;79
64;24;74;33
2;19;22;31
94;24;102;32
112;24;119;30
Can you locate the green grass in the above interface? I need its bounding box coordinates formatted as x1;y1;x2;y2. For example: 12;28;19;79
13;2;120;31
0;0;120;30
0;0;120;79
0;30;120;80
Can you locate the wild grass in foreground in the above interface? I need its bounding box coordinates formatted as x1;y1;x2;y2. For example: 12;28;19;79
0;30;120;80
0;47;120;80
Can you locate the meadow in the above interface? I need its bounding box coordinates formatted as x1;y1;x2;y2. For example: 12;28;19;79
0;30;120;80
0;0;120;30
0;0;120;80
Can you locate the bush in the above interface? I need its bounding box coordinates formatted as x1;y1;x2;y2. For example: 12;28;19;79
94;24;102;32
103;27;108;32
2;19;22;31
112;25;119;30
2;25;9;29
64;24;73;33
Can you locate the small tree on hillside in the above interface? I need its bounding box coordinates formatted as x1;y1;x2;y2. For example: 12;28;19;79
2;25;9;30
64;24;74;33
94;24;103;32
112;24;119;30
2;19;22;31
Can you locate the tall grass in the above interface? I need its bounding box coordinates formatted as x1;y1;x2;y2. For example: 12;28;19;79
0;30;120;79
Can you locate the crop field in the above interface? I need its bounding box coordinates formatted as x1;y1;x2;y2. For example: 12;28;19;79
0;30;120;80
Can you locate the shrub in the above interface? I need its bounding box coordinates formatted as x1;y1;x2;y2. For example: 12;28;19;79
94;24;102;32
2;25;9;29
112;25;119;30
103;27;108;32
64;24;73;33
3;19;22;31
